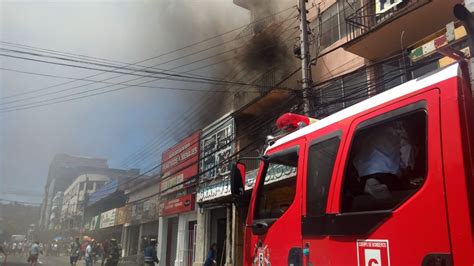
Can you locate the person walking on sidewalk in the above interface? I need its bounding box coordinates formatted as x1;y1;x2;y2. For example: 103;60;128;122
143;238;159;265
85;240;95;266
104;239;121;266
204;243;217;266
28;241;42;266
69;237;81;266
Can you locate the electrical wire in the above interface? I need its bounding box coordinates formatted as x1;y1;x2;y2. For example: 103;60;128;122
0;17;299;113
0;6;297;102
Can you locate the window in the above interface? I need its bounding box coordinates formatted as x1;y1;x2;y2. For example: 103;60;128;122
316;68;368;117
318;0;361;50
307;135;341;216
341;108;427;212
320;3;339;50
254;147;298;221
380;58;408;92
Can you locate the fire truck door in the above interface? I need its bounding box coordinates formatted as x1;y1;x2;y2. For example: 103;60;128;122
326;90;451;265
247;139;305;265
302;130;344;265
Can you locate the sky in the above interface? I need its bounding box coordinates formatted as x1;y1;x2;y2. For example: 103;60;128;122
0;0;249;203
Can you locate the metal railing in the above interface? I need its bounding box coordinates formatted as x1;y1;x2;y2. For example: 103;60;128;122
234;16;276;42
254;68;277;95
345;0;431;42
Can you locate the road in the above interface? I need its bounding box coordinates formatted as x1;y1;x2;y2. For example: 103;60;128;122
0;255;70;266
0;255;133;266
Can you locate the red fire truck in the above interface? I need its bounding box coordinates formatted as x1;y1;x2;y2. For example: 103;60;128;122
230;61;474;265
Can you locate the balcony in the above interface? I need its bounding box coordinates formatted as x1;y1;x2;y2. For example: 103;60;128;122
343;0;462;60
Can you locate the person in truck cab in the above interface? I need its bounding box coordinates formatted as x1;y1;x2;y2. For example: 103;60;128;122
350;118;422;209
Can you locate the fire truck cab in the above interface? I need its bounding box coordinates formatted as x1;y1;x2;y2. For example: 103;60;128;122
231;62;474;265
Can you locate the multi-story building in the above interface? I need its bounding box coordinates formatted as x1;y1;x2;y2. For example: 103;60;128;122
60;173;110;231
39;154;108;231
84;1;466;265
192;0;466;265
47;191;63;231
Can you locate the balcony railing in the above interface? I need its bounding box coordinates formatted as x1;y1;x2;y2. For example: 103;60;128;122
345;0;431;42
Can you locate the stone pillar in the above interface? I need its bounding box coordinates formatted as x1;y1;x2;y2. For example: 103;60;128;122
193;208;207;266
137;223;144;264
233;205;244;266
225;206;232;266
120;225;128;257
174;214;186;266
157;217;167;265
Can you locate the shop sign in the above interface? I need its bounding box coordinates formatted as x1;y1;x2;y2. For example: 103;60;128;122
160;165;197;196
245;165;297;190
410;24;467;62
159;194;195;216
375;0;402;14
89;215;101;231
200;116;235;181
197;177;231;202
142;196;159;222
161;131;200;178
100;208;117;229
131;202;144;224
115;206;130;225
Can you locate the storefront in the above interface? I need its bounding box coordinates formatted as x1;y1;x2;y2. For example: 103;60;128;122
195;115;235;266
121;181;160;263
157;131;200;266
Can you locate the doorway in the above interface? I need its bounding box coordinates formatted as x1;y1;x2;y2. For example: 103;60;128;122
165;217;178;266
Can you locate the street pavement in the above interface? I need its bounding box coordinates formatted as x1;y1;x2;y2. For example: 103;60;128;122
0;255;137;266
1;255;70;266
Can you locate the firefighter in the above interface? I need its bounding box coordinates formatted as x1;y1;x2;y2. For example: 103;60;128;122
104;238;121;266
143;238;159;265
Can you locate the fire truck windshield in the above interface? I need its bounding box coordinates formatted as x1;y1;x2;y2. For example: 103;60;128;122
254;147;298;222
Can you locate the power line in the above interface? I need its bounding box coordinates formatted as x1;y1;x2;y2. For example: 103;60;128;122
118;17;296;167
0;17;299;113
0;5;297;101
121;29;301;167
0;67;262;94
118;21;301;166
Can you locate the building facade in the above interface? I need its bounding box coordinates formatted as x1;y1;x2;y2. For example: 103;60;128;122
60;173;110;232
39;154;108;231
157;131;200;266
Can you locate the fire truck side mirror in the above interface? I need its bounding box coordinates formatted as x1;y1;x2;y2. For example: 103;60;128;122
230;162;246;197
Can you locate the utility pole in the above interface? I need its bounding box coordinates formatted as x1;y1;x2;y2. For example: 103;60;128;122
80;174;90;240
299;0;313;116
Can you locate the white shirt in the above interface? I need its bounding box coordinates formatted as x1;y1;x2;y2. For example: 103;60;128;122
30;243;40;255
353;123;413;177
85;244;92;258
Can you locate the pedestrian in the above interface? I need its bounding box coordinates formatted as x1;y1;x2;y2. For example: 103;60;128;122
101;240;109;266
143;238;159;265
0;244;7;265
104;238;121;266
28;241;42;266
85;240;95;266
204;243;217;266
11;242;17;256
69;237;81;266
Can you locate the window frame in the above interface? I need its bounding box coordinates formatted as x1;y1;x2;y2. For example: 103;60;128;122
306;131;342;217
302;131;342;236
340;101;428;212
252;146;299;224
318;0;362;50
303;100;431;236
